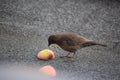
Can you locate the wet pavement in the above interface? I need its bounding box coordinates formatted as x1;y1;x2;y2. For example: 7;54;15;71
0;0;120;80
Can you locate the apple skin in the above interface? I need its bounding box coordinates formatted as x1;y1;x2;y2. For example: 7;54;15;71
39;65;56;77
37;49;55;60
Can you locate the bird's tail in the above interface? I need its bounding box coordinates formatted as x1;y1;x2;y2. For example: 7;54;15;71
82;41;107;47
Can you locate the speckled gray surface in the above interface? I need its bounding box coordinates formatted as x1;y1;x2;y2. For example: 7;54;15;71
0;0;120;80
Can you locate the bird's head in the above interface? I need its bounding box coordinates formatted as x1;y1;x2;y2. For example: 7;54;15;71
48;35;56;47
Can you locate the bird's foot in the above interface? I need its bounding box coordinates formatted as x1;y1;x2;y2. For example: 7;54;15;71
66;56;72;58
60;56;72;58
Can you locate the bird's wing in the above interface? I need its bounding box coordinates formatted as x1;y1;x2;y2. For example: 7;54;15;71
59;36;77;46
60;36;82;52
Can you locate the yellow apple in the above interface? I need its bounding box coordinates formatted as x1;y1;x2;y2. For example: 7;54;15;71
37;49;55;60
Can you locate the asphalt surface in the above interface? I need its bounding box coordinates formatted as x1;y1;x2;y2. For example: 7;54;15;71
0;0;120;80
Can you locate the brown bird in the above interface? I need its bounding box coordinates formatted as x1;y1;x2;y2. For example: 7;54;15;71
48;32;107;58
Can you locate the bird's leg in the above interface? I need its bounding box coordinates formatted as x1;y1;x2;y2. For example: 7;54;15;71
66;52;76;58
65;52;71;58
72;52;76;57
60;52;71;58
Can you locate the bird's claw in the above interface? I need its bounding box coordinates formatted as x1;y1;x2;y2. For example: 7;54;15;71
60;56;72;58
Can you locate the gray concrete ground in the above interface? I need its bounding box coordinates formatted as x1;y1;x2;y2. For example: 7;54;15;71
0;0;120;80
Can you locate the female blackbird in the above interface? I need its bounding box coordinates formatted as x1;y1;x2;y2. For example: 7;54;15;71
48;32;107;58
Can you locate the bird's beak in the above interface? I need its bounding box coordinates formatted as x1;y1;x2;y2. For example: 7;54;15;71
48;44;50;47
48;43;51;47
48;44;54;49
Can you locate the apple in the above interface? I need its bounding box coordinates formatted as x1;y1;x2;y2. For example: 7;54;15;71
37;49;55;60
